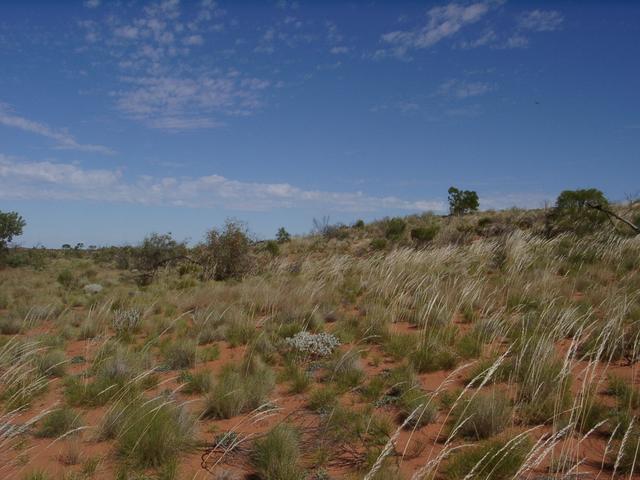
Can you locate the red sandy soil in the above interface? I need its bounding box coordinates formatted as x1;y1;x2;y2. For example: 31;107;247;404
2;315;639;480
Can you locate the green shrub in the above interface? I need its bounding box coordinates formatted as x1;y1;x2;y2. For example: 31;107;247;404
36;350;66;377
178;370;212;394
370;238;388;250
450;390;512;440
308;385;338;412
410;341;457;373
410;225;439;244
252;424;301;480
285;364;311;394
199;219;254;281
203;360;274;419
113;397;195;468
57;269;76;289
163;340;196;370
36;407;82;438
548;188;609;235
385;218;406;240
399;387;437;428
0;315;22;334
264;240;280;256
444;435;531;480
330;351;364;390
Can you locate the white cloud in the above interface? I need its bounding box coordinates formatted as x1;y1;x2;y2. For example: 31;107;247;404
376;1;495;59
519;10;563;32
0;155;446;213
501;34;529;49
330;46;349;54
78;0;266;131
0;104;114;155
436;79;494;99
458;29;496;49
113;74;269;130
84;0;101;8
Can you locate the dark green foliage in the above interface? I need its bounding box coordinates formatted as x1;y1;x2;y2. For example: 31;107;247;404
385;218;406;240
200;219;253;281
353;219;365;229
36;407;82;438
133;232;186;271
549;188;609;234
131;232;187;284
370;238;388;250
276;227;291;243
448;187;479;216
264;240;280;256
0;210;26;251
410;225;439;244
57;269;76;289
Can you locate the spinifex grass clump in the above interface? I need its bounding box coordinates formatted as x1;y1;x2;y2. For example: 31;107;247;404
162;339;196;369
110;396;195;469
36;407;82;438
252;424;301;480
65;344;153;407
444;435;532;480
450;390;512;440
203;355;274;419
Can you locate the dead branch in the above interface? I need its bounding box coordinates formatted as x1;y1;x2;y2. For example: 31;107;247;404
585;202;640;234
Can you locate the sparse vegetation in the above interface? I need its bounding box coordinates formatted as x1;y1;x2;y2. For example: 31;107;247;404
2;205;639;478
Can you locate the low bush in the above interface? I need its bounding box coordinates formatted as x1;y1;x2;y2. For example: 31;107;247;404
450;390;512;440
178;370;212;394
252;424;301;480
444;435;531;480
410;341;457;373
163;339;196;370
203;359;274;419
36;407;82;438
112;397;195;468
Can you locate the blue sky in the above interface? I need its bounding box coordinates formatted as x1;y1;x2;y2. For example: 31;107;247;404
1;0;639;247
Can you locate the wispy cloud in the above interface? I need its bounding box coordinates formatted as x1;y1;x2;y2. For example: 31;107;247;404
78;0;266;131
0;103;114;155
436;79;495;99
0;154;446;213
375;1;497;59
519;10;564;32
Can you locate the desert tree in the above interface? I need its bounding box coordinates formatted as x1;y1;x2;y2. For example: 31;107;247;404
0;210;26;251
448;187;479;215
276;227;291;243
199;219;254;281
548;188;610;234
